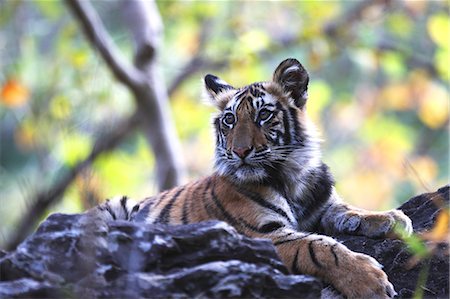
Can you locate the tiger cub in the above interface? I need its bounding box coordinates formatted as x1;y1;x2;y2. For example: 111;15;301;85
93;58;413;298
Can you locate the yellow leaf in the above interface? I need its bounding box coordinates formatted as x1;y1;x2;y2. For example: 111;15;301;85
408;156;438;189
1;79;30;107
337;170;392;210
423;210;450;242
50;95;72;119
418;83;449;129
308;80;331;122
380;83;412;111
240;30;270;53
427;13;450;49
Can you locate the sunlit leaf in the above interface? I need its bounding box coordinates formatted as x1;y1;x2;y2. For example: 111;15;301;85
1;79;30;107
422;209;450;242
402;232;429;258
408;156;438;189
240;30;270;53
418;83;449;129
33;1;61;19
381;52;406;79
337;170;392;210
387;13;413;38
56;133;92;167
427;13;450;49
350;49;377;72
70;49;89;68
50;95;72;119
435;48;450;81
308;80;331;122
379;83;412;111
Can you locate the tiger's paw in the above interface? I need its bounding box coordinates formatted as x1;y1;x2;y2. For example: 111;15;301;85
331;251;396;299
336;209;413;239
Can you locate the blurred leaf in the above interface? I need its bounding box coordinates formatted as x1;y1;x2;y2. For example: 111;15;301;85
33;1;61;19
50;95;72;119
403;1;427;16
418;83;449;129
387;13;413;38
337;170;392;210
422;209;450;242
435;48;449;81
308;80;331;122
57;133;92;167
381;51;406;79
14;120;36;151
1;79;30;107
240;30;270;54
427;13;450;49
70;49;89;69
379;83;412;111
361;115;414;149
402;231;429;258
408;156;438;189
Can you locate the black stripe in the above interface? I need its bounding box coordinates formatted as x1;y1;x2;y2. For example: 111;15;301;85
157;188;184;224
274;233;311;246
210;188;263;233
330;243;339;267
104;200;116;220
288;107;302;143
236;188;293;225
259;222;283;233
277;103;291;145
202;178;216;219
292;249;301;273
131;203;140;214
153;191;170;210
120;196;129;220
308;240;324;269
182;185;196;224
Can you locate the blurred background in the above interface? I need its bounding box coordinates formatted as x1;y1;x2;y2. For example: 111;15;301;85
0;0;448;249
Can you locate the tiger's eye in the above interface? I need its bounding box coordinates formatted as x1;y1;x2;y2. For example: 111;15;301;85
223;113;235;126
259;109;272;121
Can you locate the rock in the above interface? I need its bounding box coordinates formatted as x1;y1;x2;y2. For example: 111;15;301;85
0;186;448;298
0;216;322;298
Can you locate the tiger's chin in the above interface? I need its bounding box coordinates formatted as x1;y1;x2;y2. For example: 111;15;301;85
216;163;268;184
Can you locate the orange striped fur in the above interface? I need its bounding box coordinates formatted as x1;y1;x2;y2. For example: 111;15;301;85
91;59;413;298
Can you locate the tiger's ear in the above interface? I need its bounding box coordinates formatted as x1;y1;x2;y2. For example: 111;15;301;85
204;74;234;103
273;58;309;109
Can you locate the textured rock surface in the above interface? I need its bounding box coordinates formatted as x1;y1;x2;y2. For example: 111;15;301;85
0;216;321;298
0;186;448;298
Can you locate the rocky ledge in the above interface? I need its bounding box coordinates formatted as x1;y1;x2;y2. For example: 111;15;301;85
0;186;448;298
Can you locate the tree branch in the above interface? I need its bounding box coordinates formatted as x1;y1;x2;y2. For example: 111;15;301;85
65;0;144;90
67;0;185;190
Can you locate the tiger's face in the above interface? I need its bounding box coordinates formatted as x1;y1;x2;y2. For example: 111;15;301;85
205;59;320;184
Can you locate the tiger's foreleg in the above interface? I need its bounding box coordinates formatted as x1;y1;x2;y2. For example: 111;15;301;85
320;189;413;238
270;229;396;298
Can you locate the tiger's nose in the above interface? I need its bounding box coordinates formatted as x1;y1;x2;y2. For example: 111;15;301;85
233;146;253;159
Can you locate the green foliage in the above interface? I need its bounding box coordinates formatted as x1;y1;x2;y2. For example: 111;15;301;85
0;1;448;252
